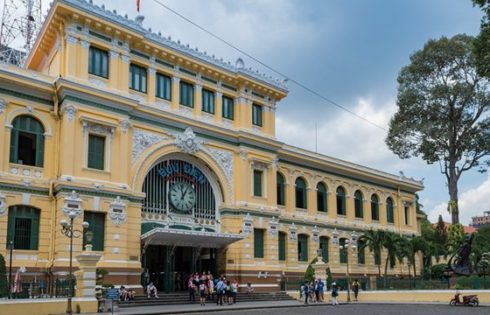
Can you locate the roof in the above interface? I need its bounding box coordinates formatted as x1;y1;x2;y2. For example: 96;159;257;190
433;222;478;234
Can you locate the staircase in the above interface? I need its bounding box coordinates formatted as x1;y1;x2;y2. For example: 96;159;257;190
119;291;295;308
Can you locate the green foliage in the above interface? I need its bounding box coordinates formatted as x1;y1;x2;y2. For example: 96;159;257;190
446;224;465;255
429;264;447;279
473;0;490;78
386;33;490;224
304;257;317;282
359;229;386;276
0;254;7;298
76;304;81;314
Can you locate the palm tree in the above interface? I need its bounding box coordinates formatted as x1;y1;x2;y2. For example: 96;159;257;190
359;229;386;277
382;232;402;286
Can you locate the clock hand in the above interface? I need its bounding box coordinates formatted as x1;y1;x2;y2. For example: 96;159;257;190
181;186;188;200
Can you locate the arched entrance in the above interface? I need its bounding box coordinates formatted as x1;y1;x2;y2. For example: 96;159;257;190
140;154;241;292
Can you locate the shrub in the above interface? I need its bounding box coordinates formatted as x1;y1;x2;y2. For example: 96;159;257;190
0;254;7;298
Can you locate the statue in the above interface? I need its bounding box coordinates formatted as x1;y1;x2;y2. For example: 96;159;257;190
448;233;474;276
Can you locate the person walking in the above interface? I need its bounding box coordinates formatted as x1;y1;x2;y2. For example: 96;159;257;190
352;279;360;301
302;281;309;304
331;282;339;306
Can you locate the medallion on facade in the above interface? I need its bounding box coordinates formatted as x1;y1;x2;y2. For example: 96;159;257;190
242;213;254;235
109;196;127;226
175;127;203;154
63;190;83;217
0;193;6;216
131;128;166;164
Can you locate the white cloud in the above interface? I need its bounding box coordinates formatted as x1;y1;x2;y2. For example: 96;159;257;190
428;173;490;225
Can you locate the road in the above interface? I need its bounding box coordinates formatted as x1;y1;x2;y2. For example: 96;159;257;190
172;303;488;315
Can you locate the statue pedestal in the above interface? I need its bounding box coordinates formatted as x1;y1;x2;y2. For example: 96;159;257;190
312;257;328;281
75;246;101;297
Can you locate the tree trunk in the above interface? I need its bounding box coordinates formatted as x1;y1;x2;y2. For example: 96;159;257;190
448;160;459;224
384;256;389;287
413;256;417;278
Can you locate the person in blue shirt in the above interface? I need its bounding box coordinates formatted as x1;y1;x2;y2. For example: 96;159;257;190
317;278;325;302
215;278;226;306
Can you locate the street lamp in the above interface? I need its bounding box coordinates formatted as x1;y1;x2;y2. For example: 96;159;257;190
7;240;13;299
332;229;357;303
60;210;90;315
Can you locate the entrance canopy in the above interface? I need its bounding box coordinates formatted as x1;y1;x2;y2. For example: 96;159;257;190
141;227;244;248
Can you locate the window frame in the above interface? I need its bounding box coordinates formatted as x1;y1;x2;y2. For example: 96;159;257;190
6;206;40;250
129;63;148;93
354;190;364;218
386;197;395;224
83;211;105;251
9;115;45;167
278;231;287;261
252;103;263;127
336;186;346;216
295;177;307;209
298;234;309;262
222;95;234;120
276;172;286;206
339;238;348;264
316;182;327;212
87;134;106;171
371;194;380;221
88;46;109;79
254;228;265;258
253;169;263;197
201;88;215;114
156;72;172;101
179;81;194;107
319;236;329;262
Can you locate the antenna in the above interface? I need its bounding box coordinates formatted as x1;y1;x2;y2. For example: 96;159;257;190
0;0;42;66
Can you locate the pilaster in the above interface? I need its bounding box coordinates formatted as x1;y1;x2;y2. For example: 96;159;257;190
171;67;180;111
147;57;156;104
215;88;223;123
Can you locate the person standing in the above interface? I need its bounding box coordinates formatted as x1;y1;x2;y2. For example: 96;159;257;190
199;281;206;306
331;282;339;306
317;278;325;302
352;279;360;301
216;278;225;306
188;277;196;302
302;281;309;304
231;279;239;304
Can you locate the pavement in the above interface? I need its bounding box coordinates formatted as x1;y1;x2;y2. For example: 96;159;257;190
87;300;489;315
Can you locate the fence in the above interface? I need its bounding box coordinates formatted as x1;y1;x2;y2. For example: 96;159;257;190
2;278;75;299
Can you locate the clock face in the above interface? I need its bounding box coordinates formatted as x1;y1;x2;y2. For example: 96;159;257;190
169;182;196;212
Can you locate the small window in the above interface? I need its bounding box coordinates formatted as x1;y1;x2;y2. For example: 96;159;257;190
278;232;287;261
180;81;194;107
319;236;329;262
354;190;364;218
222;96;234;120
336;186;346;215
253;170;263;197
276;172;286;206
202;89;215;114
298;234;308;262
156;73;172;100
254;229;264;258
83;211;105;251
88;134;105;170
371;194;379;221
88;46;109;78
339;238;348;263
9;115;45;167
317;182;327;212
252;103;263;126
129;63;147;93
386;198;394;223
295;177;307;209
6;206;40;250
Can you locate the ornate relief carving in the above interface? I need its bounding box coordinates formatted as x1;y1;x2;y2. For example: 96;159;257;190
63;190;83;217
207;147;233;193
120;120;131;133
109;196;127;226
175;127;203;154
0;99;5;115
62;104;77;121
0;193;6;216
131;128;166;164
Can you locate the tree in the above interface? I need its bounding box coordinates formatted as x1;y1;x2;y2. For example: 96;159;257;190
386;34;490;224
473;0;490;78
382;232;402;285
359;230;386;277
0;254;7;298
435;215;448;244
446;223;465;255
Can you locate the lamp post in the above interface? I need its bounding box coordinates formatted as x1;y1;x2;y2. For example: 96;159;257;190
443;268;453;289
7;240;13;299
332;229;357;303
60;211;90;315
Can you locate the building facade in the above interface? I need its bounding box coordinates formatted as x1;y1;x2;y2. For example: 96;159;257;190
0;0;423;294
471;211;490;228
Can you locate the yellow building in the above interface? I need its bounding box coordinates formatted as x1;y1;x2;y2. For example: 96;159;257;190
0;0;423;294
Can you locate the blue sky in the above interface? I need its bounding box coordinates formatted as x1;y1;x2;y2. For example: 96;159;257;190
28;0;490;224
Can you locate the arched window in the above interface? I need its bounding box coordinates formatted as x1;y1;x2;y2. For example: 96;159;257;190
317;182;327;212
354;190;363;218
371;194;379;221
386;197;394;223
295;177;307;209
336;186;346;215
10;115;45;167
339;238;348;263
277;172;286;206
7;206;40;250
298;234;309;262
319;236;329;262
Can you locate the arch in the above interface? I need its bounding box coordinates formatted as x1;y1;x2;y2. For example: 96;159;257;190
7;205;41;250
295;177;307;209
336;186;346;215
319;235;329;262
9;115;45;167
6;108;52;136
297;233;309;262
276;172;286;206
132;143;232;205
354;190;364;218
371;194;380;221
316;182;327;212
386;197;395;224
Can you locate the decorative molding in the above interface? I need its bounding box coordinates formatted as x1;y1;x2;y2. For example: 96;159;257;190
109;196;127;226
121;54;130;64
178;105;193;118
88;77;108;88
131;128;166;164
61;104;77;121
174;127;203;154
63;190;83;217
66;34;78;45
0;98;5;115
207;147;234;198
120;119;131;133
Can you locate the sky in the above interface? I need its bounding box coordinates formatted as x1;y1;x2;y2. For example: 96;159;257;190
4;0;489;225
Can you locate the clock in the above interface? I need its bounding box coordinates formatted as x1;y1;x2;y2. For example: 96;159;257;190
169;182;196;212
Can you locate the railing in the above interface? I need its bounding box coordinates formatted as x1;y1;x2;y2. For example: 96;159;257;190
2;278;75;299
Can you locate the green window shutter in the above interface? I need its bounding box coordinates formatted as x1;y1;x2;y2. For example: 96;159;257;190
387;198;394;223
317;183;327;212
202;89;215;114
278;232;286;261
339;238;348;263
35;133;45;167
355;191;363;218
336;187;346;215
180;82;194;107
88;135;105;170
252;104;263;126
320;237;329;262
6;207;15;247
222;96;234;120
254;229;264;258
9;128;18;164
84;212;105;251
253;170;262;197
295;178;307;209
371;195;379;221
30;214;40;250
6;206;40;250
89;47;109;78
276;173;285;206
298;234;308;262
156;73;172;100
